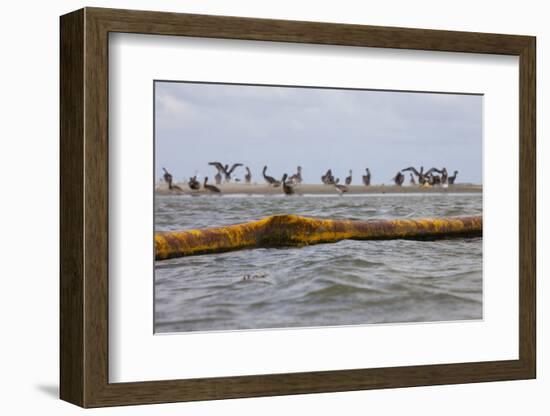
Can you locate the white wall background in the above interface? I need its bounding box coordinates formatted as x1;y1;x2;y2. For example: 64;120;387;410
0;0;545;414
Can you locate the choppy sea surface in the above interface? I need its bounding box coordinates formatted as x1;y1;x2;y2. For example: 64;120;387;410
155;193;482;333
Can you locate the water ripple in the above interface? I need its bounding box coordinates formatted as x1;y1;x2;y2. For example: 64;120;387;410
155;194;482;332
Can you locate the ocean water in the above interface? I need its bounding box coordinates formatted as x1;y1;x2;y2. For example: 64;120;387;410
154;193;482;333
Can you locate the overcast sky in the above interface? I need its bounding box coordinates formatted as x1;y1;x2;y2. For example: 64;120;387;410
155;81;482;185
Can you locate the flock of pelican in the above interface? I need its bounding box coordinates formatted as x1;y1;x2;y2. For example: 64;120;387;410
161;163;459;195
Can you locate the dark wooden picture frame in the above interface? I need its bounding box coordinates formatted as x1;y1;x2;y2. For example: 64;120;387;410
60;7;536;408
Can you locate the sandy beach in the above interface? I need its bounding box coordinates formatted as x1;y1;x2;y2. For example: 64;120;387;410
155;182;482;195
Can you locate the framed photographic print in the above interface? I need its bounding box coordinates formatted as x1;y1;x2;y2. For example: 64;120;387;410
60;7;536;407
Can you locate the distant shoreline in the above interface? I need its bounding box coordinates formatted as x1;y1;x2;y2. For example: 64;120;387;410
155;183;482;196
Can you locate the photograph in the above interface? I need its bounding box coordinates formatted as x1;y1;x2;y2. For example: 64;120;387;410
153;80;483;334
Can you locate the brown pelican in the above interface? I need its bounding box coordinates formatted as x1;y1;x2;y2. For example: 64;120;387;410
162;167;183;191
448;170;459;185
440;167;448;184
402;166;428;185
289;166;302;184
321;169;337;185
409;173;416;185
209;162;225;184
203;177;221;193
321;169;329;184
208;162;243;182
425;168;442;185
362;168;371;186
244;167;252;184
345;170;353;185
263;166;281;186
281;174;295;195
162;167;173;187
225;163;243;182
392;171;405;186
188;175;200;190
426;167;449;184
334;180;348;194
428;174;441;185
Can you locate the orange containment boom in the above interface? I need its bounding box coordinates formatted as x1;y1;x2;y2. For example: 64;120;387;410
155;214;482;260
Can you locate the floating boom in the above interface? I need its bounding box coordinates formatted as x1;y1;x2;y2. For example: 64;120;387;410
155;214;482;260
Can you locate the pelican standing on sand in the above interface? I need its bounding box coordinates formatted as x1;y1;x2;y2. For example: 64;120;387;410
244;166;252;184
393;171;405;186
263;166;281;186
425;168;442;185
345;170;353;185
209;162;225;184
162;167;183;191
362;168;371;186
281;174;295;195
448;170;459;185
188;175;200;190
203;177;221;193
162;167;173;187
321;169;337;185
224;163;243;182
424;167;448;184
440;167;448;184
429;167;449;185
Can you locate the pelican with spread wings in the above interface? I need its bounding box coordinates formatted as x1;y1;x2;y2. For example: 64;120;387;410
208;162;243;183
401;166;427;185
